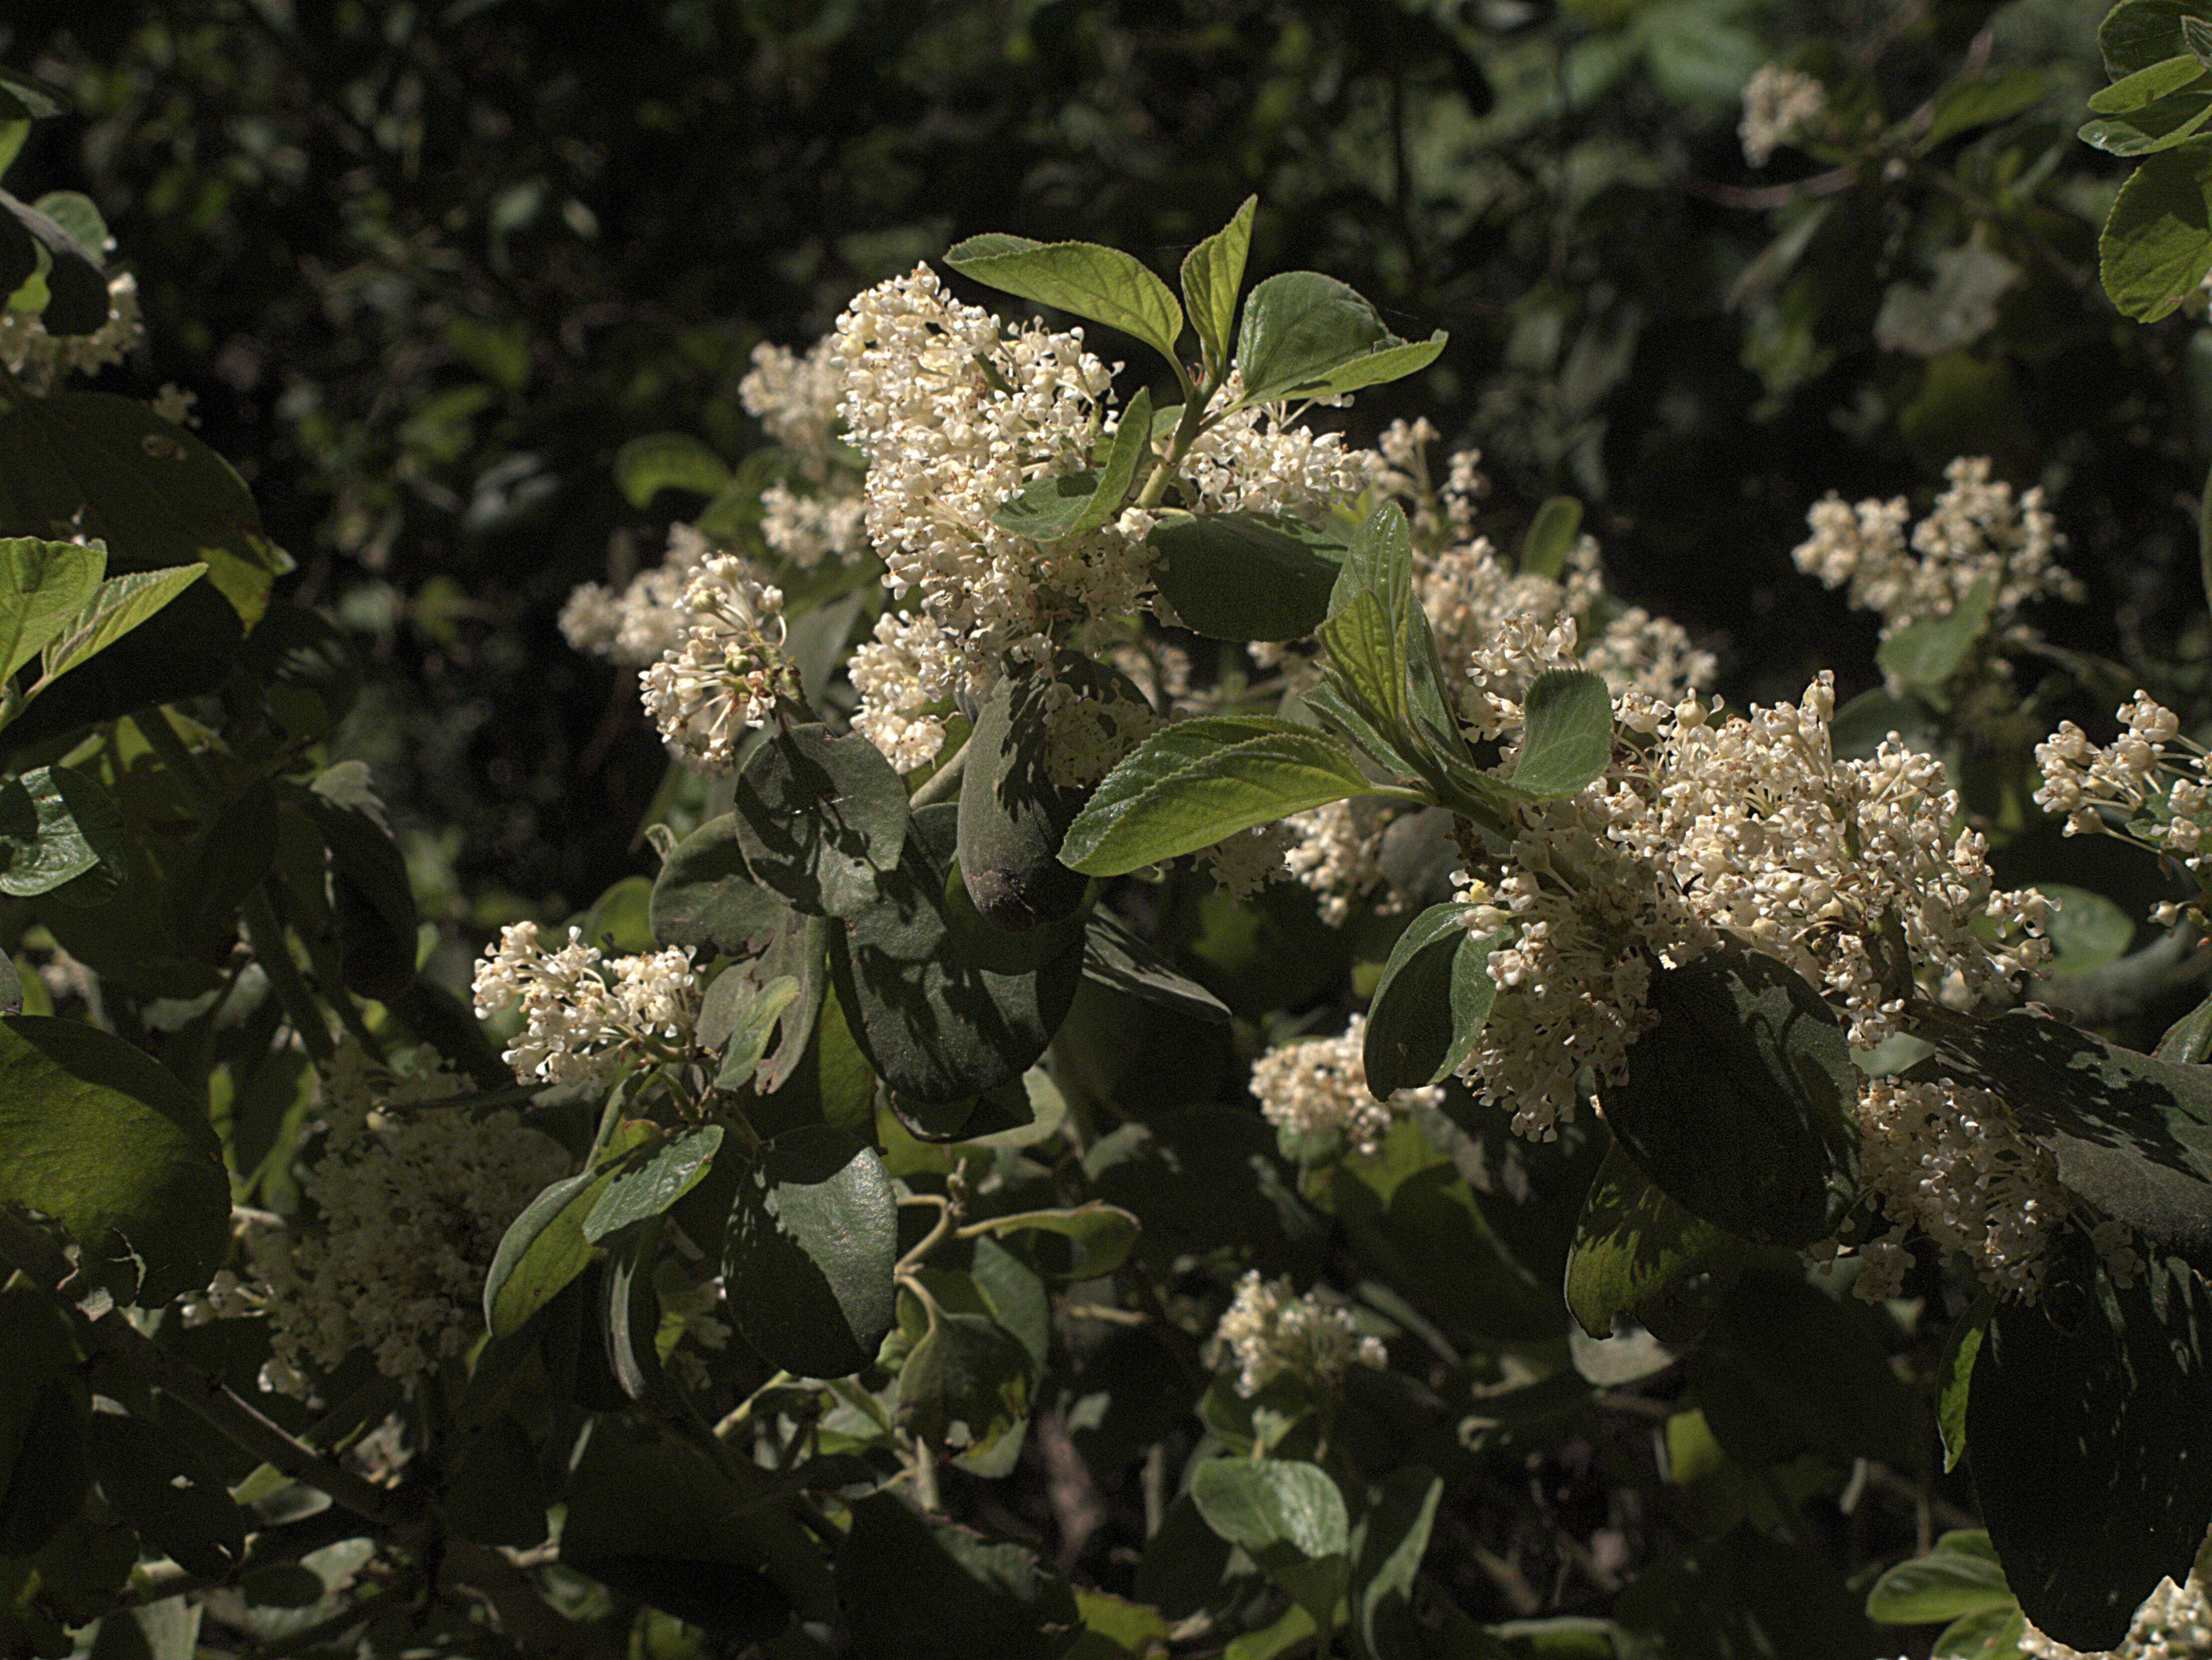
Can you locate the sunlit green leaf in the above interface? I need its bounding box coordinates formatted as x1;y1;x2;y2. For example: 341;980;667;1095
1182;195;1256;380
613;432;732;509
945;234;1186;364
2100;136;2212;320
0;536;102;686
1059;714;1372;876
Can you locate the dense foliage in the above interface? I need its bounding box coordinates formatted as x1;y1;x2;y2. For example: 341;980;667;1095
2;1;2212;1658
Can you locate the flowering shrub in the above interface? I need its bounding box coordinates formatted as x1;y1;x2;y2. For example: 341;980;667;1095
4;18;2212;1660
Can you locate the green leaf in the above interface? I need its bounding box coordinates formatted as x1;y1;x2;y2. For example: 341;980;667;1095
730;722;910;919
560;1428;807;1638
0;190;105;335
2081;87;2212;154
444;1414;550;1548
1932;1603;2028;1660
2158;987;2212;1063
1233;272;1391;405
1182;196;1256;381
166;778;278;945
614;432;732;509
2104;0;2212;76
483;1158;616;1338
836;1491;1079;1660
1865;1530;2012;1626
1564;1141;1745;1341
1190;1457;1350;1638
1059;714;1372;876
2039;883;2136;976
1146;510;1344;641
597;1220;665;1401
35;563;208;694
956;652;1107;933
944;234;1186;364
1290;332;1447;401
1936;1293;1993;1473
1321;500;1467;778
1509;669;1615;799
1922;66;2049;147
1877;573;1995;690
1079;909;1232;1024
0;536;102;686
1191;1457;1348;1560
584;1124;726;1245
0;764;125;900
1519;497;1583;580
971;1202;1141;1280
725;1123;896;1378
711;975;803;1093
1916;1004;2212;1267
0;69;67;122
1352;1465;1443;1660
2087;51;2208;114
830;806;1083;1104
0;1015;228;1305
1688;1266;1917;1469
1362;907;1505;1094
896;1301;1035;1460
2099;135;2212;321
1967;1251;2212;1651
1615;1525;1880;1660
0;392;284;628
649;813;795;956
1604;947;1860;1248
84;1411;245;1580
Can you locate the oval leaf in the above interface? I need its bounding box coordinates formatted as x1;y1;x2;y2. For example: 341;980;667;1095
943;235;1186;364
0;1015;228;1305
1564;1141;1745;1342
725;1123;896;1378
1060;714;1372;877
584;1124;725;1245
1363;906;1505;1095
1603;948;1860;1248
1146;511;1344;641
1234;272;1391;404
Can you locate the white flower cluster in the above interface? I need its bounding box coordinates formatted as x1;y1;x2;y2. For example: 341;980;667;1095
740;337;847;476
1850;1077;2068;1300
1178;371;1377;522
637;554;794;773
1211;1269;1387;1397
1422;535;1713;743
0;271;142;387
832;265;1158;768
250;1100;571;1395
472;921;701;1086
1250;1014;1442;1155
1738;63;1829;167
2022;1533;2212;1660
1037;677;1162;789
559;522;716;667
2037;693;2209;892
1792;457;2078;656
1196;822;1296;900
1282;799;1406;926
740;338;870;569
1456;675;2052;1137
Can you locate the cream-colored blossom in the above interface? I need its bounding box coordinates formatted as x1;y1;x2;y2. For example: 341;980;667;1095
1211;1270;1387;1396
1793;458;2078;682
471;921;701;1086
637;554;793;773
1251;1015;1441;1155
1739;64;1829;166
